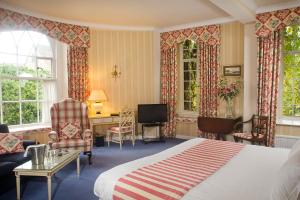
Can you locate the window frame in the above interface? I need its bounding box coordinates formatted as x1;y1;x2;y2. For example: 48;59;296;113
0;31;57;128
277;26;300;124
178;40;199;116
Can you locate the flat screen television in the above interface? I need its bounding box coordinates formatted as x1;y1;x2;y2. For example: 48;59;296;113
138;104;168;123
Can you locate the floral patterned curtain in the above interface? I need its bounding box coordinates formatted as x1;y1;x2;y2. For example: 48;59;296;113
160;47;177;138
255;7;300;146
257;31;281;147
160;25;220;138
198;42;220;139
68;47;90;101
198;42;219;117
0;8;90;48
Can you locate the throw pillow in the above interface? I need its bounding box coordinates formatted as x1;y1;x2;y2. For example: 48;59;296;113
270;150;300;200
0;132;24;154
59;121;81;139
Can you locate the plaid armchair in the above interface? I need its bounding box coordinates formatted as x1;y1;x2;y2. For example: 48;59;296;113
48;98;93;164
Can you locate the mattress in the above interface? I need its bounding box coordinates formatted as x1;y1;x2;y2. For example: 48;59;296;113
94;138;289;200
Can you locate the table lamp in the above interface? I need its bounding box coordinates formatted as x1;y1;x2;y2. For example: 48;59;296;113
88;89;107;115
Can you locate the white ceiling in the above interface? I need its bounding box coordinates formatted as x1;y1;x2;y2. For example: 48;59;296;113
0;0;299;30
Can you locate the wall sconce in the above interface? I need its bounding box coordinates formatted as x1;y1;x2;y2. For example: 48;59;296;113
112;65;121;79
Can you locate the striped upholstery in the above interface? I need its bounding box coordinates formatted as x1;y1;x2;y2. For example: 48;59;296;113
232;132;264;140
109;126;132;133
112;140;245;199
51;139;91;151
48;98;92;152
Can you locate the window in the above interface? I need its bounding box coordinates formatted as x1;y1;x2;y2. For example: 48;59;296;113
0;31;57;126
179;40;199;113
279;25;300;119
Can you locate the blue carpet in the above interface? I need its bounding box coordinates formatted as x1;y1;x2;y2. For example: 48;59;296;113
0;139;185;200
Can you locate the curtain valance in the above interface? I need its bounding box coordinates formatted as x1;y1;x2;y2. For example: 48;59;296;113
0;8;90;48
160;25;220;51
256;7;300;37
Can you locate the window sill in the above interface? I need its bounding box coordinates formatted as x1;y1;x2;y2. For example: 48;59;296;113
9;123;51;133
276;118;300;127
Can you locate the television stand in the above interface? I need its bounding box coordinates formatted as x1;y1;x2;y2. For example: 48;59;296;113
141;123;165;143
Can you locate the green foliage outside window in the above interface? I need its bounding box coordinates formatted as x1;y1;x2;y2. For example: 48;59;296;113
282;25;300;116
0;64;50;125
182;40;198;112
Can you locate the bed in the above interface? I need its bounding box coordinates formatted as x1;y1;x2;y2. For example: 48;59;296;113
94;138;290;200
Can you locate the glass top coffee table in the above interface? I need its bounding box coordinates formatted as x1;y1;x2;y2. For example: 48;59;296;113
14;150;81;200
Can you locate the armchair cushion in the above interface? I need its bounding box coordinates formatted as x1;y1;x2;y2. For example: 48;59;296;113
233;132;264;140
59;121;81;139
0;152;29;165
51;139;91;151
0;133;24;155
109;126;132;133
0;162;16;177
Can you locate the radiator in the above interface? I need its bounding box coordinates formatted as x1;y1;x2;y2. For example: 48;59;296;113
274;135;300;149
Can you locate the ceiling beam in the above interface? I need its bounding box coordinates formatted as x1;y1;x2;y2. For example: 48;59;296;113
209;0;256;23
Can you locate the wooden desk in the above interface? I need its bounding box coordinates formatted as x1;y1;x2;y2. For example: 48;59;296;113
197;116;242;140
89;115;120;136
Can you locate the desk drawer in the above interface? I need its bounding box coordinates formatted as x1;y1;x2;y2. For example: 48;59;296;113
112;117;120;122
92;118;113;123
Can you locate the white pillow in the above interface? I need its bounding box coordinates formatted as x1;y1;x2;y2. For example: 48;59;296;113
271;150;300;200
289;139;300;159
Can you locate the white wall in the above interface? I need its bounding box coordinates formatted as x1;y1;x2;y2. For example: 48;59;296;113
243;23;257;121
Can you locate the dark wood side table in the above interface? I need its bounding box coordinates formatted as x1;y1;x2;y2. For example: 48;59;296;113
197;116;242;140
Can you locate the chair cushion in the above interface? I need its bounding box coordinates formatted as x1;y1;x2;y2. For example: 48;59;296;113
52;139;90;149
0;152;30;165
0;133;24;155
59;121;81;139
0;162;16;177
232;132;264;140
109;126;132;133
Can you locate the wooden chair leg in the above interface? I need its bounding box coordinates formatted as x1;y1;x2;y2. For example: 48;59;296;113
233;136;238;143
132;131;135;147
119;132;122;150
88;152;92;165
84;151;92;165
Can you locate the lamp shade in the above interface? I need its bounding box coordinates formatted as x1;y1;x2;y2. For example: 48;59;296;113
88;90;107;102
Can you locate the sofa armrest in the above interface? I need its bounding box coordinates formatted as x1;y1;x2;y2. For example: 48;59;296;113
83;129;92;140
49;131;58;142
23;140;37;149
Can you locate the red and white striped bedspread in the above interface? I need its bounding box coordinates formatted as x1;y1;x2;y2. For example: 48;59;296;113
112;140;245;200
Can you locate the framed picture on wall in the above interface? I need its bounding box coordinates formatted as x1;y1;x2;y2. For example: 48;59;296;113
223;65;241;76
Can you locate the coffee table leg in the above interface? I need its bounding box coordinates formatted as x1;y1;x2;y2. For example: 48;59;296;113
77;155;80;177
16;173;20;200
47;176;51;200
